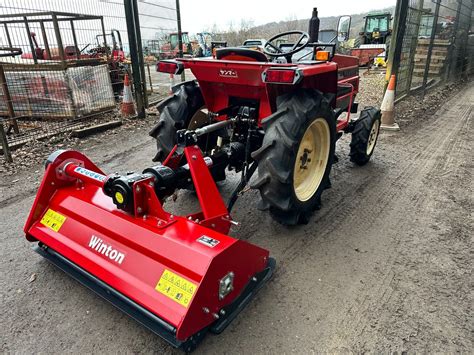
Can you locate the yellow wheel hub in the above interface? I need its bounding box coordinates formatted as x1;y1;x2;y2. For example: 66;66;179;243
366;119;380;155
293;118;330;202
187;107;209;130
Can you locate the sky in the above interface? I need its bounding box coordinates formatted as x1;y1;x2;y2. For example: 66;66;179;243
180;0;397;33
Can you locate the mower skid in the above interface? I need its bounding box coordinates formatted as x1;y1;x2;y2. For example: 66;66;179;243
210;257;275;334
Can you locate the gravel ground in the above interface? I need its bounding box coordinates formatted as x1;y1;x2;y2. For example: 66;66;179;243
1;77;472;353
0;114;153;177
357;69;387;107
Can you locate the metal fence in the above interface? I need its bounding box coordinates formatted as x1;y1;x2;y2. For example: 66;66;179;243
0;0;179;162
390;0;473;100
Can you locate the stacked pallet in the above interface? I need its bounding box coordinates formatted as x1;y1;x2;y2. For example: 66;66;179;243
413;38;450;78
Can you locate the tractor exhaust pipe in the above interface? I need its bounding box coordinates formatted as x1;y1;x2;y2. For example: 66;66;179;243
308;7;320;43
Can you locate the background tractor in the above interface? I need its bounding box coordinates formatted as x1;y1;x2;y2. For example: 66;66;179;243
351;12;392;66
158;32;193;59
360;12;392;45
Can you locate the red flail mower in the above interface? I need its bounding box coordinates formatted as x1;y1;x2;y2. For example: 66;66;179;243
24;9;381;352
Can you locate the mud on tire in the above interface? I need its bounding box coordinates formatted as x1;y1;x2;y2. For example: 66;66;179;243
349;106;381;166
251;90;336;226
149;80;205;162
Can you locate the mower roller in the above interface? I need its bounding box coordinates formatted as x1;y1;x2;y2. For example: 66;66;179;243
24;7;382;352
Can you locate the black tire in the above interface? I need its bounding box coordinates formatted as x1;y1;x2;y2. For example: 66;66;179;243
149;80;206;162
349;106;381;166
251;90;336;226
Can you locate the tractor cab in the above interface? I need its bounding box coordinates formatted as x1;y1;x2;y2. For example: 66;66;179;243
361;13;392;45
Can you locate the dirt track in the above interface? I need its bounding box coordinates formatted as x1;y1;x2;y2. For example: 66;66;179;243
1;80;472;353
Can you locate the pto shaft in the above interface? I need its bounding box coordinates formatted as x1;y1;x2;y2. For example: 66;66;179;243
64;162;107;187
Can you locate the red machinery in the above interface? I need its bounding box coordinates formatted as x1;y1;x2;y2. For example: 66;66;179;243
20;30;126;96
25;7;381;352
21;30;125;61
159;32;193;59
24;149;274;351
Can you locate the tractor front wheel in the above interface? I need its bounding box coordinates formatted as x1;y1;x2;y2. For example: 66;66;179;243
252;90;336;225
349;107;381;166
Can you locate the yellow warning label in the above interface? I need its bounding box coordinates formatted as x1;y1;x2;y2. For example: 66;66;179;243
40;209;66;233
155;269;197;308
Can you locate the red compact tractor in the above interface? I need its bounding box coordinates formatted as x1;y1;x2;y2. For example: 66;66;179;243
24;8;381;352
150;12;380;225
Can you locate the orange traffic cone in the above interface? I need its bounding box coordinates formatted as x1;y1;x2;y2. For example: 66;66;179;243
169;73;175;95
380;75;400;131
121;74;136;117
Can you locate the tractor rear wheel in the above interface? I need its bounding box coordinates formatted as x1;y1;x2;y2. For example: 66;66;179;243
349;106;381;166
149;80;208;162
251;90;336;225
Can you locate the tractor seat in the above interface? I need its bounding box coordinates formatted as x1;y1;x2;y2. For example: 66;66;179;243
216;47;268;62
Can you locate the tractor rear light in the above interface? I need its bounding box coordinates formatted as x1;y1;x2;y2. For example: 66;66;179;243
262;68;302;85
156;61;184;75
315;50;330;61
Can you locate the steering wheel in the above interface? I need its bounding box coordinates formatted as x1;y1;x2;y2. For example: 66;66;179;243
263;30;310;58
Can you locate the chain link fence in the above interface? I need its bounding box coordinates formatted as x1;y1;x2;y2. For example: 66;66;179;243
0;0;178;162
390;0;473;101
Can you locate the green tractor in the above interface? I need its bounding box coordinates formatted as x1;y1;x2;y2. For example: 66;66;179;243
352;12;392;66
360;12;392;46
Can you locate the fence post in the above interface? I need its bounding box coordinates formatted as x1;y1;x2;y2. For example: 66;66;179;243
405;0;424;94
51;14;66;63
447;0;463;80
147;64;153;93
421;0;441;99
176;0;186;82
39;21;52;59
23;16;37;64
0;64;19;134
385;0;409;94
0;121;13;163
132;0;148;108
124;0;146;118
70;20;80;60
457;0;472;80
